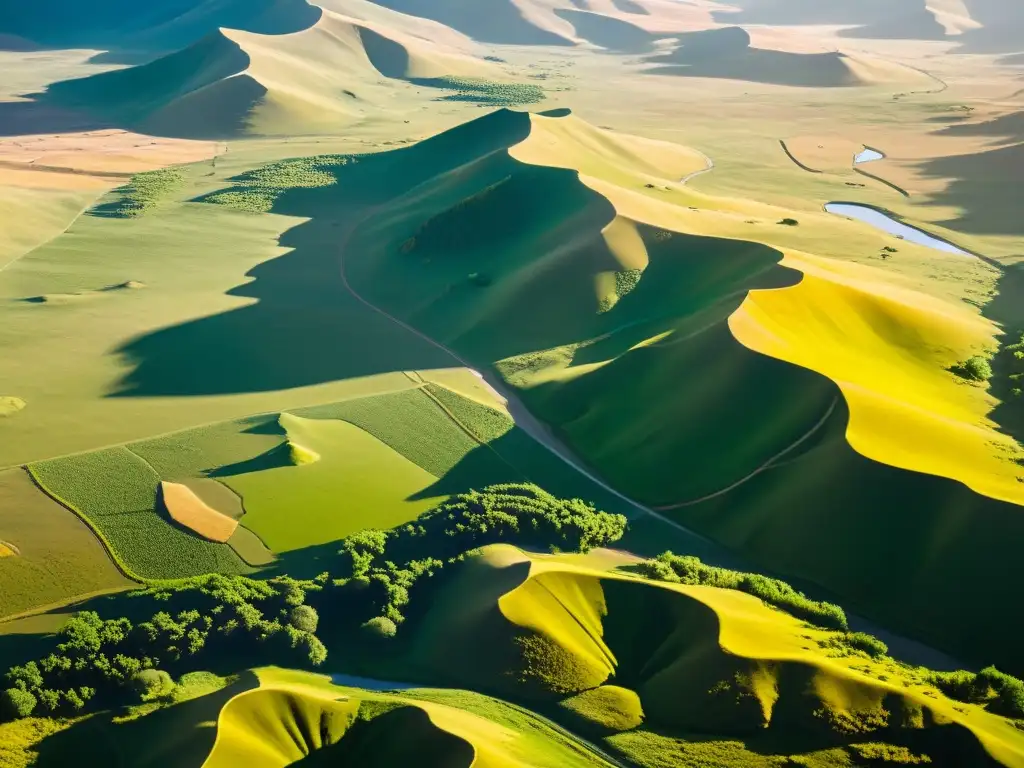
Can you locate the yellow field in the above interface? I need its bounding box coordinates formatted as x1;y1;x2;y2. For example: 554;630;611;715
158;481;239;543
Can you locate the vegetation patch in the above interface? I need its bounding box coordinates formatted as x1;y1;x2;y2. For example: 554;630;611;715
201;155;354;214
423;384;514;444
29;448;250;581
102;168;185;218
636;552;849;630
417;77;545;106
0;397;25;418
952;354;993;382
818;631;889;659
557;685;644;734
927;666;1024;718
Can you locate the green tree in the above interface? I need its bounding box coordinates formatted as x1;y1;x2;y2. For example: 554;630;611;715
1;688;37;719
131;669;174;702
361;617;397;639
289;605;319;634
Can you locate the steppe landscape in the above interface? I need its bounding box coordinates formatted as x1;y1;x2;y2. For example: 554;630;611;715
1;0;1024;765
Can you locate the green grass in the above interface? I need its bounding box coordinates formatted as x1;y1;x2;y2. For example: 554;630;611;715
293;388;488;478
0;468;133;618
395;688;615;768
423;384;514;444
29;448;250;581
221;415;442;553
557;685;644;734
128;416;283;481
200;155;353;214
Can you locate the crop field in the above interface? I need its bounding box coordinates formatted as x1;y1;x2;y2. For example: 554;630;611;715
221;415;444;553
0;468;133;619
294;387;503;478
29;448;251;580
423;383;515;444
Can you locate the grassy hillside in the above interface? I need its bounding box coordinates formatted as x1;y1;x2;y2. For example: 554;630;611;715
414;545;1024;767
330;107;1024;671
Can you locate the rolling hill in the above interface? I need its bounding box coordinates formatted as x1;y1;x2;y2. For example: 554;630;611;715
37;8;504;138
329;106;1024;670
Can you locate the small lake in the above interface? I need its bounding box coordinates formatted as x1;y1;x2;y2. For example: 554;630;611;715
824;203;972;256
854;148;884;164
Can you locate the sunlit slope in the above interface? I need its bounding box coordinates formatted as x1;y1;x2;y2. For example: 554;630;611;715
38;8;502;137
415;546;1024;767
731;252;1023;505
204;667;613;768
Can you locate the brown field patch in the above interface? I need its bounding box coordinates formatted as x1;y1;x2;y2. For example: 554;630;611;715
158;481;239;543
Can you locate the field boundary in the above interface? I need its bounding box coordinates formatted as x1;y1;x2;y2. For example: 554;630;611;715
25;465;145;584
779;139;823;174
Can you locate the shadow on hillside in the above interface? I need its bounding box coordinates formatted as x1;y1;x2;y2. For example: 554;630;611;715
108;109;535;398
31;671;258;768
553;9;656;53
0;100;108;137
370;0;573;46
710;0;946;40
913;142;1023;237
643;27;860;87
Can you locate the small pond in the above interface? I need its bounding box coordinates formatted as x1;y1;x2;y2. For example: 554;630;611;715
824;203;971;256
854;147;884;164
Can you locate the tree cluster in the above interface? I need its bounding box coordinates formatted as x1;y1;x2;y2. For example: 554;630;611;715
1;574;325;720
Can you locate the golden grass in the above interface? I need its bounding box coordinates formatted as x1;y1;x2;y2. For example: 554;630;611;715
729;252;1024;506
0;397;25;417
426;545;1024;767
158;481;239;543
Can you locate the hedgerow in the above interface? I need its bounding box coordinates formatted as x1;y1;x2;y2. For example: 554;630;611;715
202;155;354;213
928;667;1024;719
1;574;327;718
636;552;849;631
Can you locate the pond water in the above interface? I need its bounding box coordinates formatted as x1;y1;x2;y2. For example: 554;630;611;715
854;147;884;164
824;203;971;256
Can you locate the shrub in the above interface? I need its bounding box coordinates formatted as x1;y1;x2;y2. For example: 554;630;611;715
777;218;799;226
978;666;1024;719
927;670;985;703
289;605;319;634
955;355;992;382
637;552;848;631
845;632;888;658
1;688;37;719
131;669;174;702
361;617;397;639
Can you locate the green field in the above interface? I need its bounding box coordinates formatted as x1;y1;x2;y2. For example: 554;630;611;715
29;448;251;581
0;469;133;619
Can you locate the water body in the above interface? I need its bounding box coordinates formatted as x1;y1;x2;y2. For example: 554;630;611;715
854;147;884;164
824;203;971;256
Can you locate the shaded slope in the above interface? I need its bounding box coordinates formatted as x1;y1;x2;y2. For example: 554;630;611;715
0;0;320;51
415;546;1024;766
710;0;951;41
365;0;578;45
204;668;613;768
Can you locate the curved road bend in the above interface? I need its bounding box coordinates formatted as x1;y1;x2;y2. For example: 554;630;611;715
335;195;963;671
